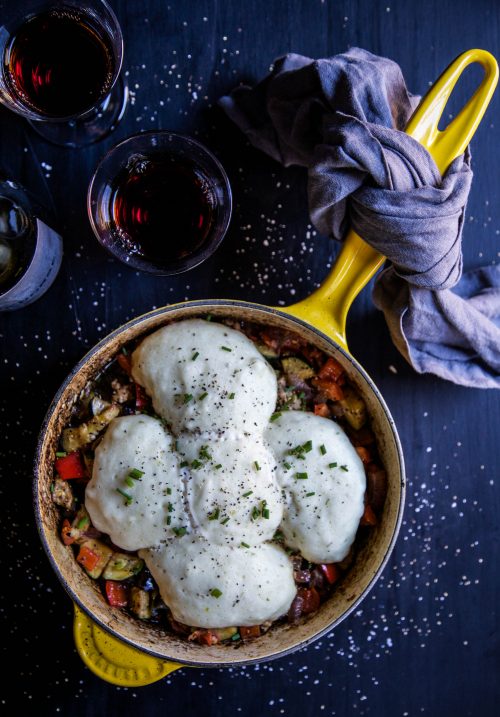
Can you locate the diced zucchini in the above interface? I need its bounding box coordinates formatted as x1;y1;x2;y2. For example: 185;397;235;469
103;554;144;580
282;357;315;381
62;404;120;452
51;477;75;512
78;539;113;579
339;386;367;430
212;626;238;641
256;343;279;359
130;586;152;619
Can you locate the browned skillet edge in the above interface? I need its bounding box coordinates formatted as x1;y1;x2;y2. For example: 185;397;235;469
33;298;406;668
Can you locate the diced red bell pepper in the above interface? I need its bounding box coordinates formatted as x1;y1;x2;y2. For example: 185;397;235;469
319;563;339;585
117;353;132;374
105;580;129;608
76;544;100;572
55;451;86;480
355;446;372;464
313;377;344;401
314;402;330;418
318;357;345;383
61;519;75;545
135;384;148;411
239;625;261;640
360;503;377;526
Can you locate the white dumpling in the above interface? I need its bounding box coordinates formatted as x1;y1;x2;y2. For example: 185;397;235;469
177;432;283;547
140;537;296;627
265;412;366;563
131;319;277;434
85;415;187;550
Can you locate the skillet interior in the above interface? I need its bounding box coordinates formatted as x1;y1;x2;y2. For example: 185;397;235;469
34;300;405;667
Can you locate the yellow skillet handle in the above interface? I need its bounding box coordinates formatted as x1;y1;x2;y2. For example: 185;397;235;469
73;604;183;686
283;49;498;351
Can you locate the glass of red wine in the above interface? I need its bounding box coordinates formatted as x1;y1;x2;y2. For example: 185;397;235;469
0;0;126;147
88;131;232;274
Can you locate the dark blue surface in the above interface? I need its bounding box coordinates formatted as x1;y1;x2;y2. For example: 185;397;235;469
1;1;499;715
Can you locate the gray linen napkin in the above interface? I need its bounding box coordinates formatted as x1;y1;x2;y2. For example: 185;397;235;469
219;48;500;388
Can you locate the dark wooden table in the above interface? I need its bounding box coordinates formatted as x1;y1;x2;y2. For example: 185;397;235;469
1;1;499;715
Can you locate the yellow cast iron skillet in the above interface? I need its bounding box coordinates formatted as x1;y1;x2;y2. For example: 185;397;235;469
34;49;497;686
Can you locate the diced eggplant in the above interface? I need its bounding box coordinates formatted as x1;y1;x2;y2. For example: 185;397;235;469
339;386;367;430
282;357;315;382
62;404;121;452
51;477;75;512
129;586;152;619
91;395;111;416
103;554;144;580
111;378;134;404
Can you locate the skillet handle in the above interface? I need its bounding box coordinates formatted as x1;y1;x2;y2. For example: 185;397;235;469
73;603;183;686
283;48;498;351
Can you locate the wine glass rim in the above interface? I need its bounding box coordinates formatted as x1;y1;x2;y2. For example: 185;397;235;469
87;130;233;275
0;0;125;123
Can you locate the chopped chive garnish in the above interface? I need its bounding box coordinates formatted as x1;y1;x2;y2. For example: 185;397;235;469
214;463;222;470
191;459;203;469
283;461;292;470
228;392;235;399
166;515;171;525
128;468;144;480
242;490;253;498
172;526;187;537
251;506;260;521
220;346;232;352
191;351;199;361
198;392;208;401
125;476;135;488
208;507;220;521
328;462;338;469
270;412;282;422
295;472;308;480
166;487;172;495
319;445;327;455
340;465;349;472
302;440;313;453
231;632;241;641
262;508;270;519
254;461;261;471
220;516;230;525
50;482;55;493
240;542;250;549
55;451;67;458
121;347;128;355
306;491;316;497
116;488;132;505
199;445;212;460
210;588;222;598
273;530;284;541
183;393;193;404
180;461;189;468
167;502;174;512
77;517;89;529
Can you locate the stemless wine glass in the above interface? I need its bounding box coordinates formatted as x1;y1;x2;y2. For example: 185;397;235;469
88;131;233;275
0;0;126;147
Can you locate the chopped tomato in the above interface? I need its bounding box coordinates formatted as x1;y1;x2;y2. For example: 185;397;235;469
312;377;344;401
105;580;128;608
297;587;321;614
55;451;86;480
360;504;377;526
135;384;148;411
319;563;339;585
188;629;219;645
355;446;372;464
61;519;75;545
117;353;132;374
76;545;100;572
318;357;345;383
239;625;261;640
314;402;330;417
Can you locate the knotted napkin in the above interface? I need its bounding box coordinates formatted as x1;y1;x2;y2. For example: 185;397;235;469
219;48;500;388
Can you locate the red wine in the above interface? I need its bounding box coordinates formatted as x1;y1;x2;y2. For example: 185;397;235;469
4;7;115;118
108;154;218;266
